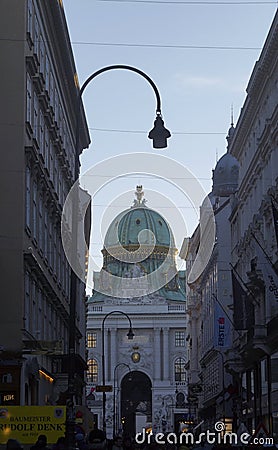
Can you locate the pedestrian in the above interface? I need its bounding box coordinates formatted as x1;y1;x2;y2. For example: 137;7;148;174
178;444;190;450
122;436;133;450
6;439;23;450
88;427;107;450
112;436;123;450
52;437;67;450
30;435;50;450
75;433;89;450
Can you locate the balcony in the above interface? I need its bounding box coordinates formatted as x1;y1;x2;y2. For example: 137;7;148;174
52;354;87;379
23;339;63;355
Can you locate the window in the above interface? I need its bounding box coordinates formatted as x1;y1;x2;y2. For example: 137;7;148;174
54;155;58;191
45;56;50;93
38;194;43;251
27;0;33;38
62;253;66;292
57;239;61;282
49;140;54;182
24;272;31;329
175;331;185;347
54;88;59;122
26;73;32;125
43;206;48;257
32;179;38;240
87;332;97;348
65;263;70;298
31;279;36;335
25;166;31;229
33;92;39;143
53;225;57;275
38;288;43;336
48;219;53;269
271;358;278;383
175;357;186;382
44;127;49;170
39;109;44;152
49;71;54;105
34;15;39;56
39;34;45;74
87;359;98;383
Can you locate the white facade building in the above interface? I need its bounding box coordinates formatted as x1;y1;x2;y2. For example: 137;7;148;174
86;187;188;439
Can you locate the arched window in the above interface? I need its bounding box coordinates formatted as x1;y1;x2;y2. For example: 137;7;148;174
174;357;186;382
87;359;98;383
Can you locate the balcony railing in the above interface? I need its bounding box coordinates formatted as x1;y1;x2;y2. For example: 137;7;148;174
168;305;186;312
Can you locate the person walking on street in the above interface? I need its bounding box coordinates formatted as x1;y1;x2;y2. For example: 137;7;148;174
6;439;23;450
30;435;50;450
112;436;123;450
52;437;67;450
88;427;107;450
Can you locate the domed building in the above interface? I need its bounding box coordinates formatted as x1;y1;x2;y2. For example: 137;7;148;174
212;152;239;197
212;123;239;198
86;186;187;439
184;126;240;431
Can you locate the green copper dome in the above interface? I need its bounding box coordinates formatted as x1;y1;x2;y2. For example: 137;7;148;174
89;186;186;302
104;188;175;250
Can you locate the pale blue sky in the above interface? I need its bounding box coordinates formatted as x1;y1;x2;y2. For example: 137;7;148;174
62;0;277;282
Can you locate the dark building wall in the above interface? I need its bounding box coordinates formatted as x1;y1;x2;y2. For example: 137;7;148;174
0;0;90;405
0;0;26;350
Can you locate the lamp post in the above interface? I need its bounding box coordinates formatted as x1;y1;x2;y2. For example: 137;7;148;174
113;363;131;438
213;349;226;424
66;65;169;449
102;311;134;435
78;65;171;150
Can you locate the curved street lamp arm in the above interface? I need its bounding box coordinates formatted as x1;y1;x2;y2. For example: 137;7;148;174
102;310;133;330
80;65;161;114
113;362;131;376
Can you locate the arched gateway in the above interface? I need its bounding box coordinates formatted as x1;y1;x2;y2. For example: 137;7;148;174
120;371;152;437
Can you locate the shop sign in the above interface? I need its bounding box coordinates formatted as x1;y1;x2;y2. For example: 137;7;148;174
0;406;66;444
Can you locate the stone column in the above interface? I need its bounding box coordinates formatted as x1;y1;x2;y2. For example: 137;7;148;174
163;328;169;380
154;328;161;380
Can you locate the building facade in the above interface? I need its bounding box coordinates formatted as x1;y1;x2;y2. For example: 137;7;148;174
228;9;278;439
0;0;90;408
184;137;239;431
184;9;278;441
86;187;188;438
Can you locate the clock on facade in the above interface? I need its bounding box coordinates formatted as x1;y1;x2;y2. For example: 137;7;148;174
131;351;140;363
